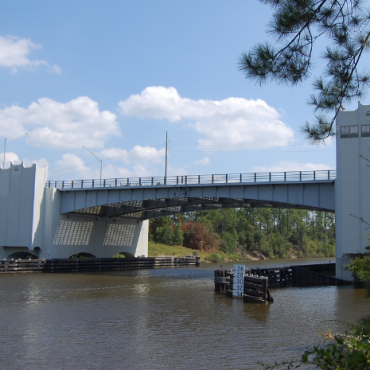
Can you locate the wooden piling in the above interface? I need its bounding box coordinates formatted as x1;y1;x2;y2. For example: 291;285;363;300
214;269;273;303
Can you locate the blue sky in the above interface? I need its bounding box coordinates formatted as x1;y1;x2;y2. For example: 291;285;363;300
0;0;351;181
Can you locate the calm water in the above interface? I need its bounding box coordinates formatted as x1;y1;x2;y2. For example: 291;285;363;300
0;258;369;370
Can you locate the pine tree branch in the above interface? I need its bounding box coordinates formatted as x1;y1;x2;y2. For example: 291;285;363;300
239;0;370;143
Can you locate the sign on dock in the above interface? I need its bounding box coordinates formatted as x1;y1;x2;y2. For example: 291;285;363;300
232;264;245;297
214;267;274;303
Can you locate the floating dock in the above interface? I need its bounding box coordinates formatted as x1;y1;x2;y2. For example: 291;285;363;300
0;256;201;273
249;263;351;287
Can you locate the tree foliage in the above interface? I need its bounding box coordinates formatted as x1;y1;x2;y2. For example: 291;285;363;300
182;221;219;252
239;0;370;142
149;208;336;259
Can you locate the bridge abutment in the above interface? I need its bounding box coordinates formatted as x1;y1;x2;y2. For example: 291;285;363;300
0;164;148;259
335;102;370;280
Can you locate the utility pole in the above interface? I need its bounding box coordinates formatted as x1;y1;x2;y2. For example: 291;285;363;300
165;131;168;179
82;146;102;186
3;133;28;169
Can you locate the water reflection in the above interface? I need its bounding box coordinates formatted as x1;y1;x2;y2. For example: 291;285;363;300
0;259;368;370
242;300;272;323
132;283;151;296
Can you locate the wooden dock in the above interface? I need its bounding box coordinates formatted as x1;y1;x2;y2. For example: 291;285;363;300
214;269;273;303
250;263;351;287
0;256;201;274
214;262;352;303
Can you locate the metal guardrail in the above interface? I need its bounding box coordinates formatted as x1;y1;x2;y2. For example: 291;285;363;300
45;170;336;190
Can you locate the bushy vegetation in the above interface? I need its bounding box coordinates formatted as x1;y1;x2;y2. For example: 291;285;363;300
148;241;212;260
149;208;335;259
347;246;370;294
261;251;370;370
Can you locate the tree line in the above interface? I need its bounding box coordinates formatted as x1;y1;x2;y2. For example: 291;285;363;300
149;208;335;259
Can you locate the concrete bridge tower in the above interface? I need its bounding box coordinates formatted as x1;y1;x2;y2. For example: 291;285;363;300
336;102;370;279
0;163;148;259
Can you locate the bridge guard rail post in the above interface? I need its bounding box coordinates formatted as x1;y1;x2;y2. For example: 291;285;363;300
47;169;337;189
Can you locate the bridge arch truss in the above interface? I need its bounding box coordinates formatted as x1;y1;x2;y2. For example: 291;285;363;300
58;173;336;220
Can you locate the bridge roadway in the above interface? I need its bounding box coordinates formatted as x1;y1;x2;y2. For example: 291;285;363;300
48;170;336;220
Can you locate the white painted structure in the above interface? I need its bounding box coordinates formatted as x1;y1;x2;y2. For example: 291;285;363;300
335;102;370;280
0;163;148;259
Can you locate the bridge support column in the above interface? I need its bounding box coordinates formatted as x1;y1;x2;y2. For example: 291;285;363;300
335;102;370;280
0;163;149;259
0;163;46;259
41;188;148;258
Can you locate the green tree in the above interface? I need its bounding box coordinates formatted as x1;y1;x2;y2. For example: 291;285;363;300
149;216;183;246
220;230;239;254
172;224;184;246
239;0;370;142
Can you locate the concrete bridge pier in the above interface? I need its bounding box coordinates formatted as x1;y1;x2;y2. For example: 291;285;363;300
335;102;370;280
0;163;148;259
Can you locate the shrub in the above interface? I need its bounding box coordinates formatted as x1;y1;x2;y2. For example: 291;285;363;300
208;253;223;263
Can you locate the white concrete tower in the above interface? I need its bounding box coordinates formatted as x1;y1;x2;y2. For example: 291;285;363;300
0;163;47;258
336;102;370;279
0;163;149;259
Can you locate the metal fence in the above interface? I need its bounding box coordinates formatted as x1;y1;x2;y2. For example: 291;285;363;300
46;170;336;190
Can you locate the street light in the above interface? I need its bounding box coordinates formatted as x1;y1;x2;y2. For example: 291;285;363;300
82;146;102;186
3;132;28;169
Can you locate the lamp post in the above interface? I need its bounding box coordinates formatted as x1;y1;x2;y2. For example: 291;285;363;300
82;146;102;186
3;132;28;169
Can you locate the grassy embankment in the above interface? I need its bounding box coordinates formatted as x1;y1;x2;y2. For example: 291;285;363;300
148;241;241;263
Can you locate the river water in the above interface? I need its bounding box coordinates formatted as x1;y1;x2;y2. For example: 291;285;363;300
0;258;369;370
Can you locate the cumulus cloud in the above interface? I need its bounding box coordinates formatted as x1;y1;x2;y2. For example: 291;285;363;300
0;151;49;169
119;86;294;150
51;153;98;179
0;97;120;149
253;160;332;173
194;157;210;166
99;145;165;165
49;152;162;180
23;157;49;168
0;152;20;168
0;35;61;73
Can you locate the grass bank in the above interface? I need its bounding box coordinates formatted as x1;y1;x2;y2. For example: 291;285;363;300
148;241;242;263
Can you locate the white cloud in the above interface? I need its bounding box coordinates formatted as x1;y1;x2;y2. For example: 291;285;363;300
0;97;120;149
0;151;49;169
48;145;165;180
194;157;210;166
52;153;105;180
253;160;332;173
101;163;153;179
119;86;294;150
99;145;165;165
0;152;20;168
24;157;49;168
0;35;61;73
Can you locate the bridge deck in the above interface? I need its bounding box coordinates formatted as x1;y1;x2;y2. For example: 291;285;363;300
54;170;336;219
47;169;336;190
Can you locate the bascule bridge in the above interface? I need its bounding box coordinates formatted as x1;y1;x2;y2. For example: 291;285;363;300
0;102;369;280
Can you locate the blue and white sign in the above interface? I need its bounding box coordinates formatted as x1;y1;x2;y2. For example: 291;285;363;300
233;264;245;297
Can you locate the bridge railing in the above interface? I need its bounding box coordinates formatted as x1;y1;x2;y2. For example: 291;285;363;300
46;170;336;190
